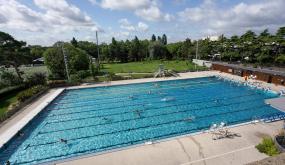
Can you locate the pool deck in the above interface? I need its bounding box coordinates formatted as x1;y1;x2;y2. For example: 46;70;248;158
265;97;285;113
58;121;283;165
0;70;285;165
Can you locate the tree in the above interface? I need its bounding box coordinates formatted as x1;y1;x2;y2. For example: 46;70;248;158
44;42;89;79
30;45;46;61
162;34;167;45
100;43;110;62
157;36;162;43
70;37;78;47
149;41;170;60
77;41;97;58
151;34;156;41
109;37;118;61
129;36;140;61
276;27;285;39
0;31;30;81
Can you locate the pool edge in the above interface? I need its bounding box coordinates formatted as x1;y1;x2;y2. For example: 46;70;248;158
0;88;65;149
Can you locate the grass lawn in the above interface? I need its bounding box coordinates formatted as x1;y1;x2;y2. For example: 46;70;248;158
0;91;18;118
7;61;205;76
102;60;206;73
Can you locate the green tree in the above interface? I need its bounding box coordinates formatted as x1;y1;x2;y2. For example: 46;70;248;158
30;45;46;61
129;36;140;61
151;34;156;41
44;42;89;79
157;36;162;43
100;43;110;62
70;37;78;47
162;34;167;45
109;37;118;61
0;31;30;81
77;41;98;58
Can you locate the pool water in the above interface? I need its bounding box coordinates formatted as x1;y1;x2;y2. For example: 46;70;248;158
0;77;283;164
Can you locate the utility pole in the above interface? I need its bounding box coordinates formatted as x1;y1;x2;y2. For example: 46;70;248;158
96;31;100;70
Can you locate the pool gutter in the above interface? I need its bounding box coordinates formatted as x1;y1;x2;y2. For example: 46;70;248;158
0;88;65;149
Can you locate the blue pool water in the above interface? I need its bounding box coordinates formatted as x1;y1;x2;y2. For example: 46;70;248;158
0;76;284;164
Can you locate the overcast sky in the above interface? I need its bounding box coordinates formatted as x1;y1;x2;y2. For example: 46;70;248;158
0;0;285;46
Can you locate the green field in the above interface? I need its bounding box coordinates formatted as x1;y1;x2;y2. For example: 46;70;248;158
102;60;206;73
9;61;205;76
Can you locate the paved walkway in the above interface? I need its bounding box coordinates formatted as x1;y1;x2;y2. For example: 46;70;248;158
58;121;283;165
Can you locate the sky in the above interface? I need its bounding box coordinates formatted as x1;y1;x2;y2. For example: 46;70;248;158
0;0;285;46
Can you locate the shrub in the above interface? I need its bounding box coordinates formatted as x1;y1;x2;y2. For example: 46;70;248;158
69;74;81;84
17;85;47;102
105;72;123;81
76;70;90;79
47;80;68;87
275;54;285;65
0;69;22;86
25;72;47;87
256;137;279;156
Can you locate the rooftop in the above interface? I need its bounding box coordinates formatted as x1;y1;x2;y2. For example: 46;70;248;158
212;62;285;77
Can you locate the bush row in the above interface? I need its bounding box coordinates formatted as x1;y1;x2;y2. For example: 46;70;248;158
16;85;48;102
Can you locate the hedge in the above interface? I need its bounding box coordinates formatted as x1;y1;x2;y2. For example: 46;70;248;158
16;85;48;102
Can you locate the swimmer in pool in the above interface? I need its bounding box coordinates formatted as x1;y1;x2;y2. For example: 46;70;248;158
60;138;68;144
17;131;24;137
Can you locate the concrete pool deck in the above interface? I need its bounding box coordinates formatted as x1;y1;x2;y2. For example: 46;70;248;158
58;121;283;165
0;70;285;165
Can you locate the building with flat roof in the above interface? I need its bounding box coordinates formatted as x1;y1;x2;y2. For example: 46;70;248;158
212;62;285;86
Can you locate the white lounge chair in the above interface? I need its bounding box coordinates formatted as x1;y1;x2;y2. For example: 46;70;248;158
280;90;285;96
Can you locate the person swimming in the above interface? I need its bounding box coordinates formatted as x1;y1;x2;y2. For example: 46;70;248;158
128;95;135;99
17;131;24;137
60;138;68;144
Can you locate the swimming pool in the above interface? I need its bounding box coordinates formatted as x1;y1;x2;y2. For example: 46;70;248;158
0;76;283;164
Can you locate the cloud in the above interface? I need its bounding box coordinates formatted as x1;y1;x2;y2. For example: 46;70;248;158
137;22;149;31
100;0;150;10
118;18;149;32
34;0;94;27
118;18;135;31
0;0;100;33
178;0;285;35
93;0;173;22
0;0;45;32
135;5;173;22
